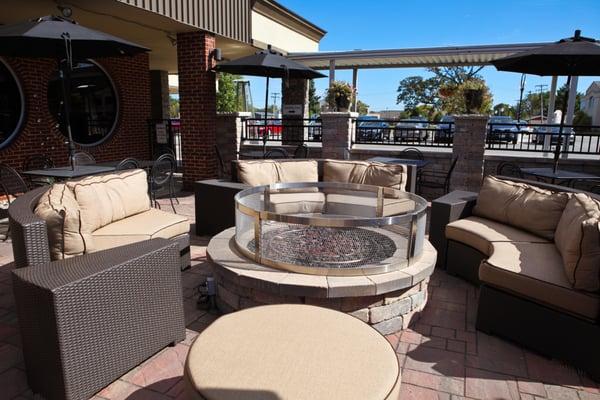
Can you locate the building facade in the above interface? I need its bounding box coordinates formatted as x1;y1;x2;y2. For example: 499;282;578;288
0;0;324;186
581;81;600;125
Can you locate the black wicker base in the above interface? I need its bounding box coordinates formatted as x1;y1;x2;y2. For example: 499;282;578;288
445;240;485;285
476;284;600;381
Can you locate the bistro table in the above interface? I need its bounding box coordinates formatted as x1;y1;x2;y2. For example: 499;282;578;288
368;156;430;169
22;165;116;180
98;160;155;169
520;167;600;185
238;150;265;159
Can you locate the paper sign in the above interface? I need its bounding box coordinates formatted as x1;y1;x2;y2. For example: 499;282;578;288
282;104;303;116
155;123;168;144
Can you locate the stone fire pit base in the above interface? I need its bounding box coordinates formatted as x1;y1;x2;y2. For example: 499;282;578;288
207;228;437;335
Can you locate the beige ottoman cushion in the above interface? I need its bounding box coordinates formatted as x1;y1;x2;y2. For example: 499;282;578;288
184;304;400;400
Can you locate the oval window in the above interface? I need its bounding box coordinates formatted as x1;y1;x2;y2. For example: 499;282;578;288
0;59;25;151
48;60;119;146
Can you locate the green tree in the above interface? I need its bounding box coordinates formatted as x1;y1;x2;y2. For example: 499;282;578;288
428;66;484;86
308;80;321;116
573;110;592;126
169;97;180;118
396;76;441;113
356;100;369;115
216;72;241;112
493;103;516;117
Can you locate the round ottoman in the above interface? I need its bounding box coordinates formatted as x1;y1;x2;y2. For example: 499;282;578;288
184;304;401;400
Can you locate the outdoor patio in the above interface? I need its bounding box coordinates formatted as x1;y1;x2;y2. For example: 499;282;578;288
0;194;597;400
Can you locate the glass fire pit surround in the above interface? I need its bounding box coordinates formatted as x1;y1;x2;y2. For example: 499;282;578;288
234;182;428;276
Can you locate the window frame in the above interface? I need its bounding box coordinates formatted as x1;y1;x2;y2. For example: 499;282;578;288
0;57;26;151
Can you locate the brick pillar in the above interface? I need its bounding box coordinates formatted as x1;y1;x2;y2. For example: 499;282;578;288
177;31;217;188
321;112;357;159
450;115;489;192
216;112;251;164
150;70;170;120
281;78;309;145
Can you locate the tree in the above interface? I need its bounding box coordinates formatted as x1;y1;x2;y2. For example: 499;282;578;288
518;83;582;121
428;66;484;86
396;76;441;112
308;80;321;116
216;72;241;112
356;100;369;115
440;78;493;115
169;97;180;118
493;103;516;117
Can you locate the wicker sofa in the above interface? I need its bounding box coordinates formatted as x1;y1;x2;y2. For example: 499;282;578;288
8;169;189;400
430;176;600;380
195;158;417;235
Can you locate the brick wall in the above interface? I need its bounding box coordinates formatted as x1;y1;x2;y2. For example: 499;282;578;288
177;31;217;188
0;53;151;170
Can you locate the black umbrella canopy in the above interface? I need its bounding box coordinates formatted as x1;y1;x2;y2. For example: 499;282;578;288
0;15;149;58
215;48;326;79
492;30;600;76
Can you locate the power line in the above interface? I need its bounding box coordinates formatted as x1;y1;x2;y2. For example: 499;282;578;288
535;84;548;121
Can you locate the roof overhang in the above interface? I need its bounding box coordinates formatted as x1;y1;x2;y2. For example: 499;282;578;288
288;43;550;70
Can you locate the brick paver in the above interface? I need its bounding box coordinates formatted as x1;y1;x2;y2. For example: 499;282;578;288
0;194;597;399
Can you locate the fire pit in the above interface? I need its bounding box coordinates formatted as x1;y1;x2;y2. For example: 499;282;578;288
208;182;437;334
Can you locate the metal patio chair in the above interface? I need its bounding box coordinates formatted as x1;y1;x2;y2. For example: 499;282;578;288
116;157;140;170
496;161;523;178
400;147;425;160
293;144;309;159
265;148;289;159
0;163;29;240
23;154;55;187
150;153;177;213
418;156;458;195
71;151;96;166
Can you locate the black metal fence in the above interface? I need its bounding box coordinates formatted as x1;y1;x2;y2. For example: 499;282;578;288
241;118;322;143
353;119;455;148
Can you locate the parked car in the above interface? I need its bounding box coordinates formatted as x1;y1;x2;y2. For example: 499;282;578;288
513;120;534;133
357;116;390;141
435;115;455;142
531;125;576;145
394;117;429;142
488;116;519;143
307;118;322;141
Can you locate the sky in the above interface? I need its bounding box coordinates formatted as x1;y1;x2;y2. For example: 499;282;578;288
243;0;600;112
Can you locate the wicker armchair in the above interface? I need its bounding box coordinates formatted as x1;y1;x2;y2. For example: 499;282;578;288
8;187;186;400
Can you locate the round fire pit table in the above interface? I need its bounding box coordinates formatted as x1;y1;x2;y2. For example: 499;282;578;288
184;304;401;400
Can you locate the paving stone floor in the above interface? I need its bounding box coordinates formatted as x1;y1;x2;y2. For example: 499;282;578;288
0;194;598;399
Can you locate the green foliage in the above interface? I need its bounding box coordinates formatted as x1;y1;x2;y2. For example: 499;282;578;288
169;97;179;118
216;73;241;112
518;83;582;120
493;103;516;118
428;66;484;85
326;81;353;111
573;110;592;126
356;100;369;115
308;80;321;116
396;76;441;111
441;78;493;115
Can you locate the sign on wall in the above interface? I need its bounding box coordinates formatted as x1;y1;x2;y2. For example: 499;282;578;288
282;104;303;116
155;123;168;144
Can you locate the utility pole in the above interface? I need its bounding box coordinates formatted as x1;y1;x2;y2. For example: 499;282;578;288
535;84;548;122
271;92;280;115
516;74;526;121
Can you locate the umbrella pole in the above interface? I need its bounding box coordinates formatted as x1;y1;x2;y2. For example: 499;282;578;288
59;61;76;171
553;75;571;174
263;76;269;156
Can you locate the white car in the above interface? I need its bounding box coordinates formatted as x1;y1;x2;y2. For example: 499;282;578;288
394;118;429;142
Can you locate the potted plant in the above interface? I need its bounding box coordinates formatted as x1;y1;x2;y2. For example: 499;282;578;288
326;81;353;111
461;80;486;114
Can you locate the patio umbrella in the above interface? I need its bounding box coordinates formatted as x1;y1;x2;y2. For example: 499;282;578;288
492;30;600;171
0;16;149;169
215;46;326;154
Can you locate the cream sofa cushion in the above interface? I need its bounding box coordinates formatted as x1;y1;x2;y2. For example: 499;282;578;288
276;160;318;183
480;242;599;320
266;192;325;214
92;208;189;251
473;176;568;240
323;160;369;184
363;162;407;192
326;193;414;218
446;216;550;255
237;160;279;186
67;169;150;232
554;194;600;292
34;184;93;260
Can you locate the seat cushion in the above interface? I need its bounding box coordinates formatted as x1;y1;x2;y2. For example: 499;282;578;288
554;194;600;292
67;169;150;232
446;216;550;256
266;192;325;214
473;176;569;240
480;242;599;320
326;193;414;217
34;184;93;260
236;160;279;186
92;208;190;251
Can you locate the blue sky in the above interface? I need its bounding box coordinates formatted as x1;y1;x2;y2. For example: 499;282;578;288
246;0;600;112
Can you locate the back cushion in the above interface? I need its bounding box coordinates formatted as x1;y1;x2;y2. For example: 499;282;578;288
237;160;279;186
34;184;94;260
67;169;150;232
473;176;569;240
323;160;369;184
554;194;600;291
363;162;406;191
276;160;318;183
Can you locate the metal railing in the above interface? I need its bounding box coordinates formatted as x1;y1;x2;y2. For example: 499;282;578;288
353;119;454;148
486;122;600;154
241;118;322;143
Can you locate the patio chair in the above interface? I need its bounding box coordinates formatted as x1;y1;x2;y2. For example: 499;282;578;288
265;148;289;159
293;144;309;159
0;164;29;241
116;157;140;170
23;154;55;187
215;145;230;179
150;153;177;213
71;151;96;166
400;147;424;160
495;161;523;178
418;156;458;195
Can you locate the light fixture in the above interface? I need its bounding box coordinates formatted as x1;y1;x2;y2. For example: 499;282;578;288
57;4;73;18
212;48;223;62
